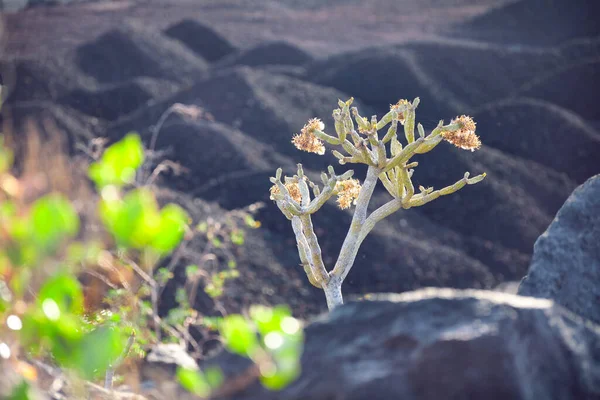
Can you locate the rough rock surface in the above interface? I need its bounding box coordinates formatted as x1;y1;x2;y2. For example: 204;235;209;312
519;175;600;324
215;41;313;68
447;0;600;47
209;289;600;400
164;18;237;62
74;22;208;84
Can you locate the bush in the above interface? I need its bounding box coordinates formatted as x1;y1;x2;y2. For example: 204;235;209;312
0;115;302;398
270;98;486;309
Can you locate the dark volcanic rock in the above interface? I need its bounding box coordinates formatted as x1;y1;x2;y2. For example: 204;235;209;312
109;67;375;173
59;78;181;121
448;0;600;47
518;60;600;120
75;22;209;84
519;175;600;325
1;56;95;103
215;41;313;68
474;98;600;183
164;19;237;62
307;39;598;118
209;289;600;400
150;118;295;193
306;46;459;119
3;101;101;145
408;143;576;254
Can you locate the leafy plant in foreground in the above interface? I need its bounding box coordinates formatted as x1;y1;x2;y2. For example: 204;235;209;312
1;128;303;398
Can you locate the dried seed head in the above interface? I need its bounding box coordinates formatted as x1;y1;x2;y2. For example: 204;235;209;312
442;115;481;151
292;118;326;155
270;182;303;203
390;99;411;124
335;178;361;209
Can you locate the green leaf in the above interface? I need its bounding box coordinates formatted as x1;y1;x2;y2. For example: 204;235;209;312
150;204;188;253
38;273;84;314
230;230;244;246
88;133;144;188
249;306;303;390
6;380;30;400
204;367;224;389
185;265;199;278
29;194;79;254
176;367;211;397
249;305;291;336
259;363;301;391
72;326;125;379
100;188;160;248
219;314;258;357
244;215;260;228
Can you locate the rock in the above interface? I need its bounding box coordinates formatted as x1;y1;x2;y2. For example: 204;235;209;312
141;343;198;390
447;0;600;47
58;78;181;121
210;289;600;400
518;60;600;120
306;46;457;118
0;56;96;103
519;175;600;324
74;22;208;84
140;343;207;400
215;41;312;68
473;98;600;183
164;19;237;63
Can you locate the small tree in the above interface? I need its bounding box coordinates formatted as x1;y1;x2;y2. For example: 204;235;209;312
269;98;485;310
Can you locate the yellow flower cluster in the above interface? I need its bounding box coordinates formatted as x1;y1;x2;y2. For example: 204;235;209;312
335;179;361;209
390;99;411;124
292;118;326;155
269;181;302;203
441;115;481;151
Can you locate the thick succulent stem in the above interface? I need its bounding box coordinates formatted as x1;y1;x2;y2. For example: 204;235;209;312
330;166;380;283
299;214;329;285
291;216;321;288
323;276;344;310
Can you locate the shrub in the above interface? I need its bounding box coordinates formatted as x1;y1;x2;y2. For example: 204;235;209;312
270;98;485;309
0;118;302;398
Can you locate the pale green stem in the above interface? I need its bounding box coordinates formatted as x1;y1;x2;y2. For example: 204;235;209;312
299;214;329;285
383;138;424;173
291;216;321;288
330;166;380;283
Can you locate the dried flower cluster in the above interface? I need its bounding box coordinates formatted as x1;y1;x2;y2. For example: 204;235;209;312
335;179;361;209
269;181;302;203
441;115;481;151
390;99;411;124
291;118;326;155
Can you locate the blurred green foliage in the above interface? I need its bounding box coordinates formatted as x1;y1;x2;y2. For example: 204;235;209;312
0;132;303;398
178;305;303;396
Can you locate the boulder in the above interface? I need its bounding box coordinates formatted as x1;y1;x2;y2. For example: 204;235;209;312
74;22;208;84
210;289;600;400
215;41;312;68
447;0;600;47
519;175;600;324
164;19;237;63
473;98;600;184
